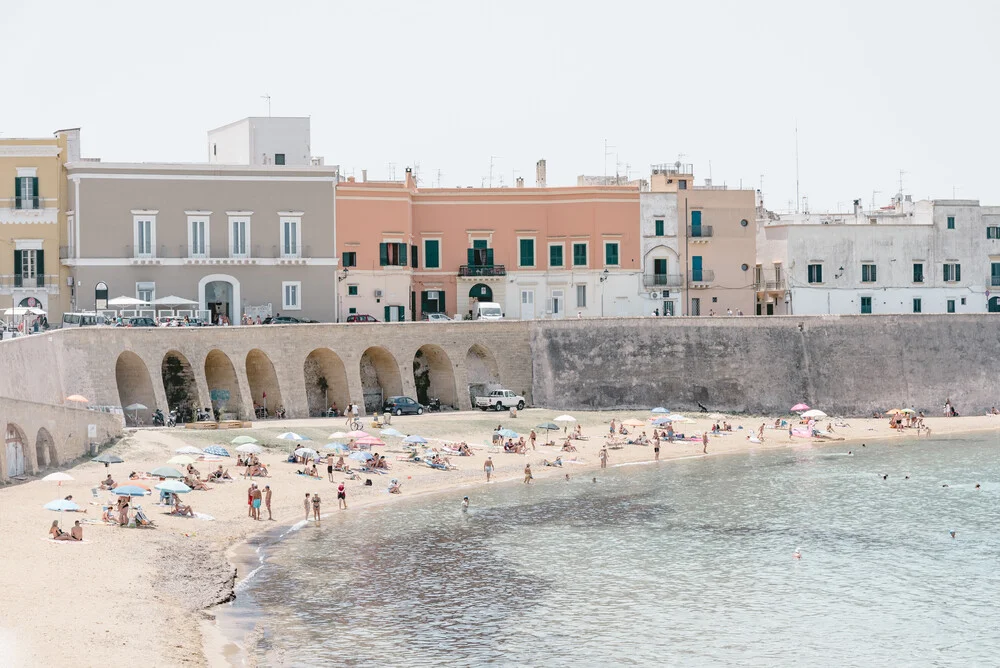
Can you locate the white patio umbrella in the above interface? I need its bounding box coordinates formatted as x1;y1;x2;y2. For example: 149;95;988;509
153;295;199;306
553;415;576;423
235;443;263;454
107;296;149;307
3;307;46;316
801;409;827;419
294;447;318;459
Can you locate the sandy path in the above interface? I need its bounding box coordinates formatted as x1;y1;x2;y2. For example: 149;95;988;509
0;409;995;667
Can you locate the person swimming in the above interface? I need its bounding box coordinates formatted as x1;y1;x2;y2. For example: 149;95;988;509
793;547;802;559
949;530;957;539
975;483;981;490
882;474;888;480
461;496;469;512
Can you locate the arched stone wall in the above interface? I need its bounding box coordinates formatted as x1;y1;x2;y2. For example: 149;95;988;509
413;344;458;407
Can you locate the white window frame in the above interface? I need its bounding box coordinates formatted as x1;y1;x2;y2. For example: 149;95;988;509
186;214;211;258
603;240;621;268
228;214;251;259
548;241;566;269
571;240;589;268
280;214;302;259
423;237;442;269
517;236;536;268
20;249;37;280
576;284;587;308
282;280;302;310
131;211;158;258
136;281;155;304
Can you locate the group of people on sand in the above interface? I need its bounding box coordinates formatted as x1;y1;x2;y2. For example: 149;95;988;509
247;482;272;520
240;454;269;478
49;519;83;541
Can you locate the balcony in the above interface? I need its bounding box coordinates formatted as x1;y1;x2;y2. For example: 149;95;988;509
459;264;506;278
0;274;60;293
989;274;1000;287
687;225;714;238
688;269;715;284
8;196;41;210
754;277;787;291
642;273;683;288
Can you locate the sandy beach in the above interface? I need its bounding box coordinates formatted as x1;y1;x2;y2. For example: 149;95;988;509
0;408;996;667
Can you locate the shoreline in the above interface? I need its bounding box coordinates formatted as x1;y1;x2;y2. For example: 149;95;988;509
204;420;1000;665
0;409;996;667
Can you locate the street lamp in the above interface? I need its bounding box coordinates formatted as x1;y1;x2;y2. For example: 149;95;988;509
337;268;349;282
599;269;609;316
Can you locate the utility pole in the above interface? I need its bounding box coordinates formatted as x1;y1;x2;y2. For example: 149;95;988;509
436;169;444;188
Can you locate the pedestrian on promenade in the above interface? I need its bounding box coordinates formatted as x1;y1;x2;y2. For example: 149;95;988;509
264;485;273;520
484;456;495;483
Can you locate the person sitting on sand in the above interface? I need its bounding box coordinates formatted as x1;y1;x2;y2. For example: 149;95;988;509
172;497;194;516
207;465;232;481
572;424;583;439
388;479;402;494
619;425;629;435
99;474;116;490
298;464;320;478
49;519;75;541
458;442;472;456
186;464;201;480
185;476;211;491
561;439;577;452
543;457;563;467
128;471;139;480
101;505;116;523
335;456;346;471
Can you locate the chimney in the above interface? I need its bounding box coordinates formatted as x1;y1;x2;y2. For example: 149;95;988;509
515;176;524;188
361;169;367;183
405;167;415;189
853;198;863;216
535;159;547;187
55;128;81;163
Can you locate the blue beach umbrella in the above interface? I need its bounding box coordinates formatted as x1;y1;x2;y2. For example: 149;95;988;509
380;428;406;438
652;417;674;426
402;435;428;445
113;485;149;497
155;480;192;493
497;428;519;439
323;443;350;453
651;407;669;414
349;451;374;462
203;445;230;457
44;499;80;512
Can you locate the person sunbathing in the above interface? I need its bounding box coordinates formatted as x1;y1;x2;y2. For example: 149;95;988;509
186;464;202;480
99;474;116;490
543;457;563;467
334;456;347;471
185;476;210;491
561;441;578;452
172;498;194;516
297;464;320;478
207;466;232;481
128;471;139;480
458;442;472;456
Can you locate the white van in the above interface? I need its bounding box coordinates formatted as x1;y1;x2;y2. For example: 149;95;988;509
472;301;503;320
61;312;109;328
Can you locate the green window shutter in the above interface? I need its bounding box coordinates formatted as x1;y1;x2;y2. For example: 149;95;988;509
35;249;44;287
549;245;562;267
379;243;388;266
399;243;407;267
520;239;533;266
411;245;418;268
14;178;21;206
573;243;585;265
467;248;475;266
13;250;21;287
473;239;487;250
32;177;39;206
605;243;619;265
384;305;390;321
486;248;494;266
399;305;405;321
655;219;664;236
425;240;439;268
955;264;961;281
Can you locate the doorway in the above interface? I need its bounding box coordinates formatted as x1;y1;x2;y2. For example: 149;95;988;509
691;297;701;316
550;289;564;317
520;290;535;320
204;280;233;323
990;296;1000;313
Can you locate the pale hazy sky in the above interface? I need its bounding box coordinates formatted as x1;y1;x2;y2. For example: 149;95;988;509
4;0;997;211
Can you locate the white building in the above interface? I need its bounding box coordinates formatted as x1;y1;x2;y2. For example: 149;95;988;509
639;191;682;315
757;195;1000;315
207;117;316;167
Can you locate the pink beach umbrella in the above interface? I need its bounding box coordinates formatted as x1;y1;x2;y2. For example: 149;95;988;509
346;430;368;439
791;403;810;412
354;435;384;448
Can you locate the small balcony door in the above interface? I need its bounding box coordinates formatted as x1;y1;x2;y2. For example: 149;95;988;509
521;289;535;320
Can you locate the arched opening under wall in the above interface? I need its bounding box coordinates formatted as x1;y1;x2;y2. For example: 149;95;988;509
5;423;27;478
304;349;350;417
205;349;244;420
115;351;157;426
465;344;502;406
161;350;199;423
413;345;458;408
990;297;1000;313
246;349;284;418
35;427;55;470
360;346;403;413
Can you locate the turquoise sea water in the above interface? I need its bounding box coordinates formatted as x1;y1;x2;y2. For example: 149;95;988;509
226;434;1000;666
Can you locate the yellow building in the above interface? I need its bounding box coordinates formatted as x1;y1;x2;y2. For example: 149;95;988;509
0;129;76;324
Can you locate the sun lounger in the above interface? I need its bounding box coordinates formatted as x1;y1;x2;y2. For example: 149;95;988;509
133;507;155;528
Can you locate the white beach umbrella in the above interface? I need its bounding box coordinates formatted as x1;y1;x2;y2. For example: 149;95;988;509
175;446;203;455
553;415;576;423
235;443;263;454
801;409;827;419
328;431;350;440
107;296;149;307
42;472;74;485
276;432;308;441
294;447;318;458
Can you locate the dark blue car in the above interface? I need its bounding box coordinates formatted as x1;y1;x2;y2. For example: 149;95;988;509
383;396;423;416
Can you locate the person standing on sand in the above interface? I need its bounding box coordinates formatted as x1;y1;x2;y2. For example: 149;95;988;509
337;482;347;510
666;423;674;443
702;432;709;454
247;483;254;517
524;463;533;484
530;430;537;450
251;485;262;520
484;456;495;483
653;435;660;461
304;493;311;520
326;453;335;482
312;493;321;523
599;446;609;469
264;485;273;520
758;423;766;441
610;419;616;435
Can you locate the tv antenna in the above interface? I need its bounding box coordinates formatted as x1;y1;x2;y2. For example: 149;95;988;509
488;156;502;188
794;123;800;213
604;139;616;179
261;94;272;117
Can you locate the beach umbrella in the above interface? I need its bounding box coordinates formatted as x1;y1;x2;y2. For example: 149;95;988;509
328;431;350;440
900;408;916;414
801;409;827;419
42;472;74;486
276;432;307;441
65;394;89;403
553;415;576;423
92;452;124;469
155;480;192;493
497;428;519;439
108;295;149;307
885;408;905;415
791;403;810;412
203;445;230;457
402;435;428;445
346;430;368;438
235;443;263;454
652;417;674;426
44;499;80;512
651;407;669;414
113;485;149;497
622;419;646;427
124;402;147;424
175;446;203;455
231;436;258;445
355;435;384;448
536;422;559;431
348;451;374;462
323;443;350;453
149;466;184;479
167;455;196;465
380;428;406;438
294;447;319;458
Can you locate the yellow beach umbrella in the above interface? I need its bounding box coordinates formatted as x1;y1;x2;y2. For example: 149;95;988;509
167;455;195;465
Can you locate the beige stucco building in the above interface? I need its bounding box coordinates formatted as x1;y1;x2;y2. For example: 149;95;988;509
0;130;77;323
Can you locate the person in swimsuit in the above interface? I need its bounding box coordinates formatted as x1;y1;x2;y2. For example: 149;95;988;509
599;446;608;469
523;463;533;484
653;436;660;461
49;520;74;541
327;454;335;482
304;492;311;520
337;483;347;510
248;484;255;517
251;486;262;520
311;494;321;523
484;456;495;483
173;497;194;516
462;496;469;512
702;432;709;454
70;520;83;541
264;485;273;520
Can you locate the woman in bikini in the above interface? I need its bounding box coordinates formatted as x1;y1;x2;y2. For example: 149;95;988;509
311;493;321;522
49;520;76;540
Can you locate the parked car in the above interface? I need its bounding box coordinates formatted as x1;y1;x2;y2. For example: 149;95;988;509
346;314;379;323
127;317;156;327
263;315;318;324
383;396;424;415
422;313;452;322
475;389;526;411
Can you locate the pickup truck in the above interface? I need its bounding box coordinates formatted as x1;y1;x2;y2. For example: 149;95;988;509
475;389;525;411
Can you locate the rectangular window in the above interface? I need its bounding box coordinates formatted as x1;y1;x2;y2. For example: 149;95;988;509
348;307;357;314
943;262;961;282
572;242;587;266
690;297;700;315
861;263;877;283
860;296;872;314
807;264;823;284
604;242;620;266
14;176;39;210
341;251;357;268
189;217;208;257
136;282;155;304
654;219;664;236
988;227;1000;239
576;284;587;308
912;263;923;283
282;281;301;310
424;239;440;269
379;242;408;266
947;299;956;313
947;216;955;229
281;218;300;257
347;284;358;296
230;218;248;257
549;244;564;268
519;238;535;267
20;249;36;283
136;218;154;257
275;153;286;166
913;298;922;313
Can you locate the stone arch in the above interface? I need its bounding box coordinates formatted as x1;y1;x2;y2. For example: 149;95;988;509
5;423;27;478
161;350;199;423
304;348;350;417
35;427;55;470
246;349;284;417
205;349;244;419
115;351;157;426
465;343;502;406
360;346;403;412
413;344;458;407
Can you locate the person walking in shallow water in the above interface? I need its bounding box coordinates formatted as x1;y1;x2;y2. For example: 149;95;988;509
304;493;311;520
702;432;709;454
312;493;321;523
337;482;347;510
599;446;609;469
484;456;495;483
264;485;273;520
523;463;533;484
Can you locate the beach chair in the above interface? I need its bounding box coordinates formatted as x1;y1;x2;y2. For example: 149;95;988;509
91;487;100;499
134;506;155;527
